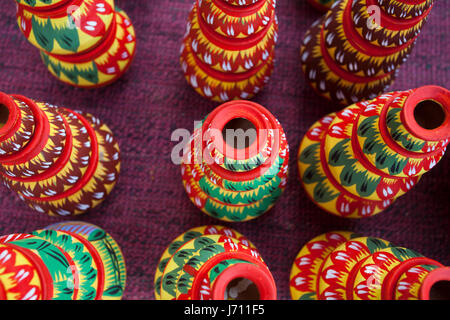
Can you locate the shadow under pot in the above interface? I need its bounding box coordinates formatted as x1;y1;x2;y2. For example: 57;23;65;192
0;91;121;216
297;85;450;218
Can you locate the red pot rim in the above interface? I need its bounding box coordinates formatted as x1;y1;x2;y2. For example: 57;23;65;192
401;85;450;141
381;257;441;300
420;267;450;300
24;109;99;201
0;92;20;140
201;100;281;182
211;262;277;300
306;0;331;13
0;95;48;165
2;242;54;300
207;0;267;17
191;250;276;300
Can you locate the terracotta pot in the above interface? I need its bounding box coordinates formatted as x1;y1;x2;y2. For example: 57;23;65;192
297;86;449;218
181;100;289;222
154;225;277;300
0;92;121;216
300;0;435;105
181;0;277;101
290;231;450;300
15;1;137;88
0;221;125;300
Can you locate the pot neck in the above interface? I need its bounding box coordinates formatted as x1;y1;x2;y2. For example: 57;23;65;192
0;92;21;141
208;259;277;300
420;267;450;300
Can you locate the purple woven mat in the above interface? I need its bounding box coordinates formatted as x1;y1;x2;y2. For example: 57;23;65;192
0;0;448;300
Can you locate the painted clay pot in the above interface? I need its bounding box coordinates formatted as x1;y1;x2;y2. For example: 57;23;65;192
300;0;435;105
297;86;450;218
154;225;277;300
181;100;289;222
15;0;136;88
0;91;121;216
0;221;125;300
290;231;450;300
181;0;278;102
198;0;276;39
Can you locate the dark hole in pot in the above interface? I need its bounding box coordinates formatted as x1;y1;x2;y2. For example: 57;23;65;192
0;104;9;129
429;280;450;300
225;278;260;300
414;100;446;130
222;118;257;149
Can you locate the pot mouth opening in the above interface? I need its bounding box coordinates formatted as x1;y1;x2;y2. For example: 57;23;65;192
413;99;446;130
429;280;450;300
224;277;261;300
0;104;10;130
222;117;257;150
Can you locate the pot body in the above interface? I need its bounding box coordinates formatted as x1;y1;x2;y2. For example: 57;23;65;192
0;92;121;216
181;100;289;222
15;0;136;88
0;221;125;300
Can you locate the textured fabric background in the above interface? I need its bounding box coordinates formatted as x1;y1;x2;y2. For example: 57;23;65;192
0;0;448;300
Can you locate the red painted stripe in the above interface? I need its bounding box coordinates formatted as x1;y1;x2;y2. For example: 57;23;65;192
23;110;99;201
1;110;73;182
